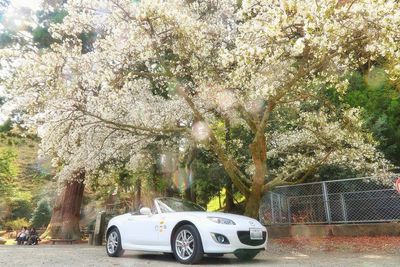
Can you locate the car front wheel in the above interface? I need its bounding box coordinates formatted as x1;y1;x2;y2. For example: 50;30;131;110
106;228;124;257
172;224;203;264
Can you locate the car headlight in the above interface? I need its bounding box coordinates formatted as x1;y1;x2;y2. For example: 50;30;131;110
207;216;236;225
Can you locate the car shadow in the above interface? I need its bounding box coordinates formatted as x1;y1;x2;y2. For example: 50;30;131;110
133;253;176;262
125;253;278;265
199;256;276;265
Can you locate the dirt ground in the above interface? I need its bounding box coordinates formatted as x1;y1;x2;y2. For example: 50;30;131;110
0;237;399;267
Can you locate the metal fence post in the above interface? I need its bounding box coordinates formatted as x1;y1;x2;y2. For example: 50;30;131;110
287;197;292;224
270;193;275;224
322;182;332;223
278;194;283;223
340;193;348;222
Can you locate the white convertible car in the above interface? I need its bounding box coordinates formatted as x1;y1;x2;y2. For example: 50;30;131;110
105;197;267;264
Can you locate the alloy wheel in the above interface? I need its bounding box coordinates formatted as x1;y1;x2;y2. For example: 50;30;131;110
175;229;195;260
107;231;118;254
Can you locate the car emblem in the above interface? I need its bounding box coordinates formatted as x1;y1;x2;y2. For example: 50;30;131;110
249;221;255;226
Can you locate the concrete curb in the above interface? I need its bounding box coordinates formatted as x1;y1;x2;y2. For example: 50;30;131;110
267;222;400;238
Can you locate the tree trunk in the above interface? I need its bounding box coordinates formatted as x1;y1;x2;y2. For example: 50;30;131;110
224;119;235;212
224;179;235;212
134;178;141;210
189;167;196;202
244;133;267;218
41;172;85;240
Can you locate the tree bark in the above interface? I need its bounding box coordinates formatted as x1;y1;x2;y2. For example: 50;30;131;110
244;133;267;218
134;178;141;210
224;119;235;212
224;179;235;212
41;172;85;240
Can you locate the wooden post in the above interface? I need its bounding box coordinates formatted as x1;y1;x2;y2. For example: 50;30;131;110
93;211;106;246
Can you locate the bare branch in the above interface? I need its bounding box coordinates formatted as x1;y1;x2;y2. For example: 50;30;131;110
76;107;187;135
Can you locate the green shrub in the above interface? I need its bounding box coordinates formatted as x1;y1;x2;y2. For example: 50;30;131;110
30;198;51;228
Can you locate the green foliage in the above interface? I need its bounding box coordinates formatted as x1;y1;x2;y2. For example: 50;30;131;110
0;134;55;230
0;119;12;132
33;9;96;53
0;31;13;48
345;71;400;166
187;120;254;208
79;31;97;53
316;164;358;181
33;10;67;48
0;147;17;194
36;9;68;25
8;193;33;221
32;27;54;48
4;217;29;231
30;198;51;228
191;150;228;207
206;188;245;211
117;169;135;190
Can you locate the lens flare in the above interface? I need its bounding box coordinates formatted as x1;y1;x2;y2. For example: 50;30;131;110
247;99;264;115
365;67;387;90
191;121;210;142
216;90;236;111
171;167;193;192
159;152;177;174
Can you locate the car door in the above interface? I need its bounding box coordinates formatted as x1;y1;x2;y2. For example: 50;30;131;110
125;213;161;246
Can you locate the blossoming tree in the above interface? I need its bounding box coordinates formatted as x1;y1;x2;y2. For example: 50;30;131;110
3;0;400;224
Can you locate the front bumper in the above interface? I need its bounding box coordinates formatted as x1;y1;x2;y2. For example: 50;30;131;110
198;225;268;254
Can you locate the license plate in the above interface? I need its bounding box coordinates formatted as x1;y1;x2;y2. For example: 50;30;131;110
249;228;263;240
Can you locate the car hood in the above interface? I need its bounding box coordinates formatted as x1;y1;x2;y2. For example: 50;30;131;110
170;211;265;229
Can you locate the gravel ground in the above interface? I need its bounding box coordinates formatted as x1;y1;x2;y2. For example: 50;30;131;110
0;243;399;267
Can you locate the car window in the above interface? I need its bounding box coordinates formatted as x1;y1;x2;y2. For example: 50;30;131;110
156;198;205;212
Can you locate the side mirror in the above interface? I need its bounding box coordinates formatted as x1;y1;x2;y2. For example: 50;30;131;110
139;207;152;216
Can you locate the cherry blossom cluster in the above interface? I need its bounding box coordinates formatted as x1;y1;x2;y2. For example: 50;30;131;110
2;0;399;185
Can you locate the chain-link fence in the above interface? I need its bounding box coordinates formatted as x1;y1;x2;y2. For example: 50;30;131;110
260;176;400;225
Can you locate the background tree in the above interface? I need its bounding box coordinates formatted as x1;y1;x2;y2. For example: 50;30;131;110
345;71;400;167
30;198;52;228
41;171;84;239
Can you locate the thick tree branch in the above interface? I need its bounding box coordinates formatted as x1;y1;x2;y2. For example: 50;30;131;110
263;148;334;192
235;103;258;133
179;88;251;197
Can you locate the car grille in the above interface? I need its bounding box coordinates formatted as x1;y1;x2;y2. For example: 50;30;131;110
237;231;267;246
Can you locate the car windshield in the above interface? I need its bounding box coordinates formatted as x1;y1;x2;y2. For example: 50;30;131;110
156;198;205;213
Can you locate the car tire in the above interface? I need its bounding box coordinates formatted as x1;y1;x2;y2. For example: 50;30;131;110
172;224;203;264
106;227;125;257
234;249;260;261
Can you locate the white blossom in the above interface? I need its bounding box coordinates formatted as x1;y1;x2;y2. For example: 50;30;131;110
2;0;399;184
